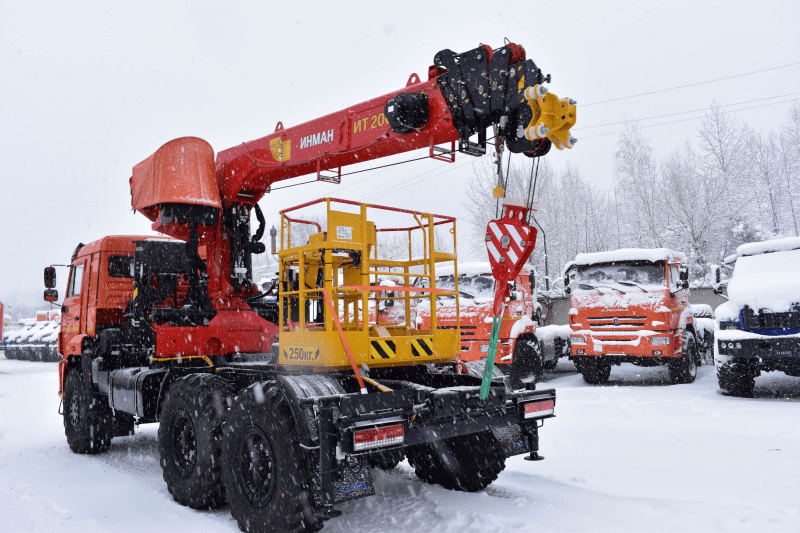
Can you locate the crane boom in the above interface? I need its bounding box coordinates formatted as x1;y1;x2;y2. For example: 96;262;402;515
130;41;576;299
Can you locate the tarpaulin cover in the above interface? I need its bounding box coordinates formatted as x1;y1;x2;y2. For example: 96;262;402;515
131;137;222;222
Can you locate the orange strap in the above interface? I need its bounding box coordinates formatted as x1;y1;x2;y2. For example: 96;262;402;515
321;288;367;394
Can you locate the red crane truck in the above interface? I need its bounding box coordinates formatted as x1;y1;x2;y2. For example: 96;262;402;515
563;248;699;385
43;42;576;532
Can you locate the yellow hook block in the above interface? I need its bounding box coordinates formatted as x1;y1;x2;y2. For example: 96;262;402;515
524;85;577;150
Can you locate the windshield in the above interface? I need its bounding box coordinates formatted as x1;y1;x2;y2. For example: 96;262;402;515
575;261;666;289
435;274;495;299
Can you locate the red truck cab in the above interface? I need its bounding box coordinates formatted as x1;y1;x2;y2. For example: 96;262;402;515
564;248;698;384
416;262;550;387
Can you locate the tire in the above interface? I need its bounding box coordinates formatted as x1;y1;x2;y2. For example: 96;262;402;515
576;357;611;384
158;374;234;510
669;332;699;384
507;335;542;390
368;449;404;470
63;368;113;454
221;383;322;533
717;358;757;397
407;430;506;492
542;355;559;371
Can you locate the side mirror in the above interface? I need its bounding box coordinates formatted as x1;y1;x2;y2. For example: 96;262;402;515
680;280;689;290
385;292;395;308
44;267;56;289
563;275;571;295
715;268;721;284
44;289;58;302
679;268;689;281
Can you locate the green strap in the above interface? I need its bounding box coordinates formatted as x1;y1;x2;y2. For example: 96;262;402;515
479;315;503;400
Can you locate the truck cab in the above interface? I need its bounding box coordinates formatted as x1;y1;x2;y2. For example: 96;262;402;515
714;236;800;396
564;248;698;384
415;262;550;388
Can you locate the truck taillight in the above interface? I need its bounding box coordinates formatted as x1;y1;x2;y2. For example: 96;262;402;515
521;399;554;419
353;424;404;451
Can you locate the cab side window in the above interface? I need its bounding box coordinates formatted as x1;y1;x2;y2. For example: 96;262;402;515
67;264;84;298
669;266;679;290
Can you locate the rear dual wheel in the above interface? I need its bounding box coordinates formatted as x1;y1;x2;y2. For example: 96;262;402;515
158;374;234;509
407;431;506;492
221;383;322;533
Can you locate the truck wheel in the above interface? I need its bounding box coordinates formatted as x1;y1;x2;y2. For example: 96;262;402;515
507;335;542;390
669;332;698;384
407;430;506;492
63;368;113;454
368;449;404;470
717;359;757;397
221;383;322;533
158;374;234;510
576;357;611;384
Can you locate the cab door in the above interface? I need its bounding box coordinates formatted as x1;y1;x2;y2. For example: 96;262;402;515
61;258;88;351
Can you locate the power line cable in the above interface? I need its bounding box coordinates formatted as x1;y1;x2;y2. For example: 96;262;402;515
583;62;800;106
574;91;800;130
581;97;800;139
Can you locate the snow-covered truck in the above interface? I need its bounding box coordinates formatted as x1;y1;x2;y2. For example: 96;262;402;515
564;248;700;384
714;236;800;396
415;262;557;389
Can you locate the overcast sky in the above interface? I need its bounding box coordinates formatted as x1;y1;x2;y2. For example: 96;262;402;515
2;0;799;308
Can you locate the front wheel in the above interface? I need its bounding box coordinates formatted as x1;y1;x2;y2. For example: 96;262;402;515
407;431;506;492
221;383;321;533
717;358;757;397
669;332;698;384
158;374;234;510
507;335;542;390
63;368;113;454
576;357;611;384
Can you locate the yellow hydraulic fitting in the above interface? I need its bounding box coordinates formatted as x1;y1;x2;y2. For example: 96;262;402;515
524;84;578;150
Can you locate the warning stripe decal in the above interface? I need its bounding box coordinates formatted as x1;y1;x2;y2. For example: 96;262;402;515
370;340;396;359
411;337;434;357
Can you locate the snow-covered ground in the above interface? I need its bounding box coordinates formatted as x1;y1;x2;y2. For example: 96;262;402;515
1;355;799;532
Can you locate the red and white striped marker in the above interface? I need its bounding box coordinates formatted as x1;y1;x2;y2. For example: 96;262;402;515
485;202;538;315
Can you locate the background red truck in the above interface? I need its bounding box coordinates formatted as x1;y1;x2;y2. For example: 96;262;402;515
564;248;699;384
416;262;555;388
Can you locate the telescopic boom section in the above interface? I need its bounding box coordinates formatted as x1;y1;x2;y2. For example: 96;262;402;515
214;41;576;204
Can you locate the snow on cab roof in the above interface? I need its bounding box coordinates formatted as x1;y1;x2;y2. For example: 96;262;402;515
565;248;686;272
736;236;800;258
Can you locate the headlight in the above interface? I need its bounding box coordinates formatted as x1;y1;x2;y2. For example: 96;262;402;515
570;335;586;344
651;336;670;345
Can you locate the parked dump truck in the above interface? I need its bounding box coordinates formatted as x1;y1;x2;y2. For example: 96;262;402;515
41;42;576;532
564;248;699;384
714;236;800;396
415;262;555;388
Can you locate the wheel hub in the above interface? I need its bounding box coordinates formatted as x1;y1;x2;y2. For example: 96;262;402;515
236;426;276;507
171;410;197;478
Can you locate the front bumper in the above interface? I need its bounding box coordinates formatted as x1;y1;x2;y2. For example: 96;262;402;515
717;334;800;373
570;331;677;358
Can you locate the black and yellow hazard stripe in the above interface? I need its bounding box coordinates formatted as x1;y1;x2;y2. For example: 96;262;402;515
411;337;434;357
370;339;397;359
